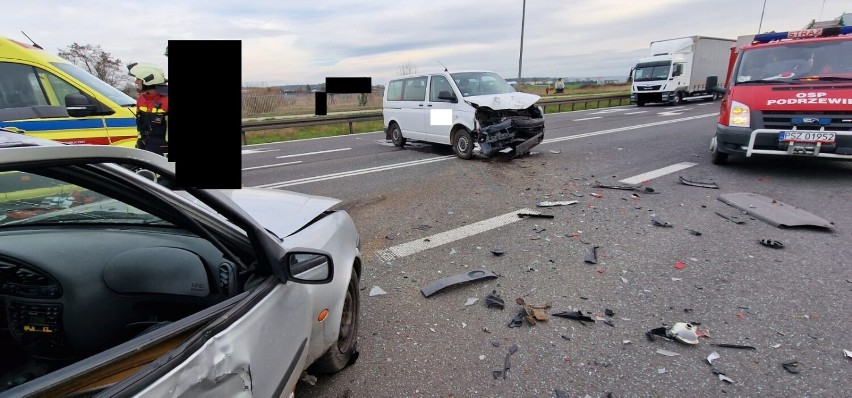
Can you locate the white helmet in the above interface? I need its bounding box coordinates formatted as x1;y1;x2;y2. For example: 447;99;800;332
127;62;167;86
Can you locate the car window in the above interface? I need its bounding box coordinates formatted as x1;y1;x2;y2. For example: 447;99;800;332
40;71;85;107
429;75;454;102
0;63;50;109
402;77;427;101
386;80;403;101
0;170;171;226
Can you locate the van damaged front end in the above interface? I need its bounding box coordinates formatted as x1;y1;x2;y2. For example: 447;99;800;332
468;93;545;157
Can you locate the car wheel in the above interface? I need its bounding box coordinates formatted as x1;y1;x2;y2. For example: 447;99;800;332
710;136;729;165
453;129;474;160
390;123;406;147
309;272;360;374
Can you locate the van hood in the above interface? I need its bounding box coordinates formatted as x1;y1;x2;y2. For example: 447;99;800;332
220;188;341;238
465;92;540;110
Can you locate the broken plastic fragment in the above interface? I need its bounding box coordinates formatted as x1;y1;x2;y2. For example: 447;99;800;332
508;308;527;328
493;344;519;379
518;212;555;219
554;389;570;398
718;192;833;230
620;276;629;284
656;349;680;357
301;372;318;386
369;286;387;297
843;349;851;358
685;228;702;236
590;192;603;198
707;351;720;365
479;355;486;360
657;367;667;374
782;360;800;374
759;239;784;249
420;269;499;298
552;310;595;323
679;175;719;189
584;246;599;264
491;248;506;256
536;200;578;207
465;297;479;306
718;374;734;383
605;309;615;317
516;298;552;324
651;217;673;227
772;344;782;349
667;322;699;345
713;343;756;350
484;290;505;310
715;211;746;224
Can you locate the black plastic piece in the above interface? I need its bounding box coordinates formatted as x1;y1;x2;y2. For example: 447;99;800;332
420;269;498;298
759;239;784;249
484;290;505;310
584;246;599;264
552;310;595;323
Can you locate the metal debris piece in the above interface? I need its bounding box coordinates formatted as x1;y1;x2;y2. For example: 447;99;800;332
707;351;720;365
369;286;387;296
759;239;784;249
552;310;595;323
536;200;578;207
518;212;555;219
713;343;756;350
651;217;673;227
656;349;680;357
594;180;643;191
685;228;703;236
679;175;719;189
782;361;800;374
667;322;699;344
465;297;479;306
715;211;747;224
718;192;833;230
484;290;505;310
584;246;600;264
516;298;552;324
420;269;499;298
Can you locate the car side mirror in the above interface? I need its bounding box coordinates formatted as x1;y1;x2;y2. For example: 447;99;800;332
284;251;334;284
65;93;97;117
437;90;457;102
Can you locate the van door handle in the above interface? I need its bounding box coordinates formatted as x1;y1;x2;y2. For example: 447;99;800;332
427;104;433;107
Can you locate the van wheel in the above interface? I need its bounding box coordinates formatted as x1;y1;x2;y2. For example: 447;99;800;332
711;136;728;165
390;123;406;147
453;129;474;160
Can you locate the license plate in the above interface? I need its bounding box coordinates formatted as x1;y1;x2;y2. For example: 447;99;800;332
778;131;836;143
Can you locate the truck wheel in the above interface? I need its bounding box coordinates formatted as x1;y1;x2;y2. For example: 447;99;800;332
452;129;474;160
390;123;406;147
671;92;683;106
636;101;645;107
710;136;728;165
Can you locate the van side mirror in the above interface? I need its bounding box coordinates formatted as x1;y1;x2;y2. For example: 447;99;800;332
65;93;97;117
437;90;457;102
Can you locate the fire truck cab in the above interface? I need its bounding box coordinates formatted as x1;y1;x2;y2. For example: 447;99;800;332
710;26;852;164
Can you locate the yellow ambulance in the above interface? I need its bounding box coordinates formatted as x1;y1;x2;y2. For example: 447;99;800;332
0;35;137;147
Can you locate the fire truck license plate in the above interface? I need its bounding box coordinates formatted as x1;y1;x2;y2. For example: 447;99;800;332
779;131;836;143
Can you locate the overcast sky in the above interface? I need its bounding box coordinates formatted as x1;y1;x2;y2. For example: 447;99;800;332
3;0;849;86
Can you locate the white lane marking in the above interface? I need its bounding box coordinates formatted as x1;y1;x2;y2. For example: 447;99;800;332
543;113;717;145
573;117;603;121
619;162;698;185
590;109;628;114
242;148;280;154
624;111;648;115
242;161;302;171
376;208;536;261
253;155;455;188
276;148;351;159
658;111;683;116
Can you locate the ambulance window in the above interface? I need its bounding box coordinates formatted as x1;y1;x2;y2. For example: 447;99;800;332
0;63;49;108
41;72;84;107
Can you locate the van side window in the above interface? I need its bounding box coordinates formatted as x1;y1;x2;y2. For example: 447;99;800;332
387;80;404;101
0;63;49;108
402;77;427;101
429;75;454;102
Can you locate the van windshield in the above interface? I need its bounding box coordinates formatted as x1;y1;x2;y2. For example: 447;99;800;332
51;62;136;106
734;40;852;83
450;72;516;97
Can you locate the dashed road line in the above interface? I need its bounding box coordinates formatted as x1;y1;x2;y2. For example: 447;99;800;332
619;162;698;185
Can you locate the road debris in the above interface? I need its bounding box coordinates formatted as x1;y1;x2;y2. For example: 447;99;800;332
707;351;720;365
647;322;699;345
590;193;604;198
674;261;686;270
536;200;578;207
492;344;519;379
844;349;851;359
605;309;615;317
782;360;801;374
420;269;499;298
518;212;555;219
679;175;719;189
554;389;570;398
584;246;600;264
715;211;747;224
300;372;318;386
718;192;834;230
658;367;667;374
656;349;680;357
550;149;562;154
552;310;595;324
759;239;784;249
685;228;703;236
594;180;643;191
369;286;387;297
651;217;673;227
516;298;552;325
713;343;757;350
411;224;432;231
491;248;506;256
465;297;479;306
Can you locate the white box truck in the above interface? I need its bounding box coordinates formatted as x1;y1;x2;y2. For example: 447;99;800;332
630;36;735;106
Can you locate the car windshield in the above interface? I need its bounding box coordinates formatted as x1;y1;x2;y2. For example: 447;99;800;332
51;62;137;107
0;171;170;226
450;72;516;97
633;62;672;81
734;40;852;83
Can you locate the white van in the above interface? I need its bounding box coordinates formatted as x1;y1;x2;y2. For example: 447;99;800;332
382;70;545;159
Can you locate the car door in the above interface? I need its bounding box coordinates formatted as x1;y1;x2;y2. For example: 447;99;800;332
425;74;458;145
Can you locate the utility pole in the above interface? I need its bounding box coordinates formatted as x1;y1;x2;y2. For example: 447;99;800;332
518;0;526;85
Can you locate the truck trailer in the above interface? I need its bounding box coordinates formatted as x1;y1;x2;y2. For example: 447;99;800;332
710;25;852;164
631;36;735;106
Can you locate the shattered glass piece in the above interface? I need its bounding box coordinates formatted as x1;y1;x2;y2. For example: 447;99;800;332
421;269;499;298
584;246;599;264
715;211;747;224
718;192;833;230
651;217;673;227
656;349;680;357
782;361;800;374
759;239;784;249
479;355;486;360
658;367;667;374
667;322;699;345
713;343;756;350
536;200;578;207
465;297;479;306
485;290;505;310
772;344;782;349
621;276;629;284
707;351;720;365
679;175;719;189
718;374;734;383
552;310;595;323
369;286;387;296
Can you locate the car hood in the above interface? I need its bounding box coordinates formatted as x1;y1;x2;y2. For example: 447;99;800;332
219;188;341;238
465;92;540;110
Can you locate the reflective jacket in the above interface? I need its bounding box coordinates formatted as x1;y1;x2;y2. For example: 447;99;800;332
136;90;168;138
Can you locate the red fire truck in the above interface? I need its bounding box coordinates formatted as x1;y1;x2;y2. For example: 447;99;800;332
710;26;852;164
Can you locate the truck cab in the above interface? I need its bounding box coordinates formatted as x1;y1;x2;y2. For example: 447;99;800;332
710;26;852;164
0;36;138;147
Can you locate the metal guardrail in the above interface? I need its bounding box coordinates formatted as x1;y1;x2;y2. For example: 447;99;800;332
240;94;631;145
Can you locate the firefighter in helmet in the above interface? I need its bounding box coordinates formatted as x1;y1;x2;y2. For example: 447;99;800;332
127;62;169;156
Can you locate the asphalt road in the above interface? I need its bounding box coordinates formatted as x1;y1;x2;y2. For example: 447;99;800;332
243;102;852;398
